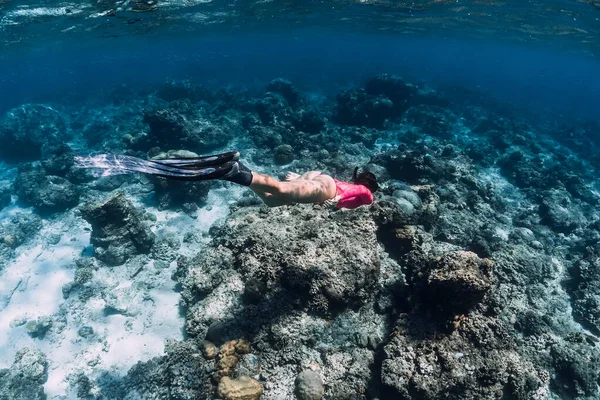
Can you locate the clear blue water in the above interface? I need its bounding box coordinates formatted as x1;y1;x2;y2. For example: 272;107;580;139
1;1;600;119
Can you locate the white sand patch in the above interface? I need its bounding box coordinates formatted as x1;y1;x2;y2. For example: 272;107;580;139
0;210;88;363
0;183;244;397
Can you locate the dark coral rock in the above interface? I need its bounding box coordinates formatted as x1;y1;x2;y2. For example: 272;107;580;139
41;143;75;176
0;213;42;250
365;74;418;112
564;174;599;204
274;144;294;165
465;141;496;167
514;311;550;336
253;93;294;124
335;78;418;130
243;278;267;304
80;192;155;265
227;208;379;313
247;125;283;149
150;176;212;211
338;126;380;148
0;104;68;162
14;164;80;214
25;316;53;338
550;342;600;398
179;206;380;330
292;109;325;134
141;101;232;152
0;347;48;400
266;78;300;106
569;256;600;335
174;248;230;311
335;89;394;128
491;244;557;286
537;190;583;234
67;373;93;399
403;105;455;138
374;148;458;184
82;119;113;147
151;233;181;264
370;199;419;229
426;251;494;313
97;340;213;399
77;326;94;339
381;314;545;400
63;258;97;299
0;181;11;210
497;152;548;189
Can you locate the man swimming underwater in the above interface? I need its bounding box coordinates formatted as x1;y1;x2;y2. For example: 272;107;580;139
75;151;377;209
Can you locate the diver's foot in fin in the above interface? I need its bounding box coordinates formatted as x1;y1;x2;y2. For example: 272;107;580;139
153;151;240;169
284;171;301;181
153;160;239;181
221;161;253;186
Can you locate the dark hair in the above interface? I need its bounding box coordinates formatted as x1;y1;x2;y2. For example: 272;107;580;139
352;166;378;193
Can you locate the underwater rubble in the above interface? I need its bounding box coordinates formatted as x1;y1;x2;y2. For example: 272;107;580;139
0;75;599;399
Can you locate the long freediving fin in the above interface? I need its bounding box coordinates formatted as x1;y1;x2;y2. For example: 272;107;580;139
74;154;237;181
152;151;240;169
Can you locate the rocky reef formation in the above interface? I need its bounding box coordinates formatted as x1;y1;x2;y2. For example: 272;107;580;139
132;99;241;154
176;205;380;336
148;150;213;211
96;340;214;399
14;164;80;214
1;75;599;400
80;192;155;265
0;213;42;272
569;248;600;336
0;104;69;162
0;181;11;210
0;347;48;400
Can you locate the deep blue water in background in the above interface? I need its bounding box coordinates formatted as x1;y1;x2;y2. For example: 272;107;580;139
1;31;599;121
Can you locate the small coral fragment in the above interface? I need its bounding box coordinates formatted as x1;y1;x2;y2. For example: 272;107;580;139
217;376;263;400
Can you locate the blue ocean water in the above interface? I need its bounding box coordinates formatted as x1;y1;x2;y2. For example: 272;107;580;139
1;1;600;399
2;33;600;118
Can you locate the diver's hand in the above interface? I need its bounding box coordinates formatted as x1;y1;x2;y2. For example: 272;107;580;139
323;195;341;208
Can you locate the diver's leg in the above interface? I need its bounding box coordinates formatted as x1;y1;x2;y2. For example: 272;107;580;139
249;172;336;206
248;172;289;206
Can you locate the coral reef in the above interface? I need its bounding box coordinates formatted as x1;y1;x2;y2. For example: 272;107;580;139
1;75;600;400
14;164;80;214
177;205;380;326
80;192;155;265
0;212;42;271
137;100;240;153
96;340;214;399
146;150;213;211
295;370;324;400
0;347;48;400
0;104;69;162
0;181;11;210
569;250;600;335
